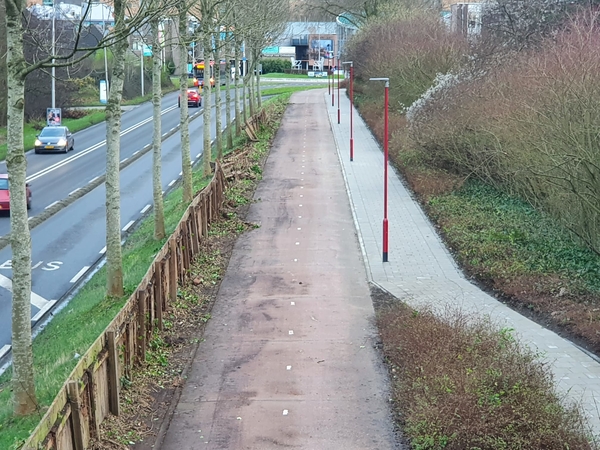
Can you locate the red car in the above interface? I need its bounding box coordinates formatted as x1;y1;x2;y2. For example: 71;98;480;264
178;89;202;108
0;174;31;212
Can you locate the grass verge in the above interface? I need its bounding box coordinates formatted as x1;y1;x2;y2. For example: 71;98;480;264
261;73;311;79
374;289;596;449
0;93;292;449
260;85;324;97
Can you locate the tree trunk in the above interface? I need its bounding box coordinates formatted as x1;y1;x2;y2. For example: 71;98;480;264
214;39;223;159
5;0;37;415
248;68;256;117
225;48;233;149
234;40;241;136
256;54;262;109
179;5;193;203
202;30;213;177
151;18;165;240
0;1;8;127
105;0;127;298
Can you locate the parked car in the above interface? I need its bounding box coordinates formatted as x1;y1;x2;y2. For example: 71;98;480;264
178;89;202;108
34;126;74;154
0;174;31;211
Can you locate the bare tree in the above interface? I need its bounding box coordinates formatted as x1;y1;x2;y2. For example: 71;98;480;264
5;0;36;415
214;26;223;159
3;0;140;415
151;16;166;239
297;0;442;26
178;0;193;203
201;25;213;176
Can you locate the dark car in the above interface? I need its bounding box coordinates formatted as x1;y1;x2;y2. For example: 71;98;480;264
178;89;202;108
34;126;74;154
0;174;31;212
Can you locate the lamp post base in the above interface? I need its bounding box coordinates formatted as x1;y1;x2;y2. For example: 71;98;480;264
383;218;389;262
350;138;354;161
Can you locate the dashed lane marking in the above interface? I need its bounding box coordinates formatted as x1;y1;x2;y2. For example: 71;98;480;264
99;246;106;254
140;204;151;214
0;345;10;359
168;180;176;187
69;266;89;283
122;220;135;232
69;188;80;196
45;200;59;210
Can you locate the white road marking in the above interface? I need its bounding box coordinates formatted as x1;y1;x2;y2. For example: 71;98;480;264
26;105;177;183
291;302;295;305
122;220;135;232
99;246;106;254
68;188;80;196
45;200;59;210
31;300;57;322
28;217;33;221
120;158;128;164
140;204;151;214
288;330;294;335
133;150;140;156
89;176;99;184
168;179;176;187
0;345;11;359
179;171;183;176
0;273;51;309
283;410;289;416
286;365;292;370
196;153;201;159
69;266;89;284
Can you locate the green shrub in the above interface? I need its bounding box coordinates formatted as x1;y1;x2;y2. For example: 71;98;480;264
261;58;292;74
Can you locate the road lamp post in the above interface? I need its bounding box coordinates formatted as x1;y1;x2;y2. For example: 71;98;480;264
342;61;353;161
369;77;390;262
51;2;56;109
337;53;341;124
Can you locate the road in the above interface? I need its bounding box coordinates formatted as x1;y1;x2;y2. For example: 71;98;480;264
0;88;240;353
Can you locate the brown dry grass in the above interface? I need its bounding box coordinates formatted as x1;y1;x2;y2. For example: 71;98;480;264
375;296;595;449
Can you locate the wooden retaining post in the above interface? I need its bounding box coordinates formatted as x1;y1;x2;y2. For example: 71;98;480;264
137;290;147;364
107;331;120;416
86;369;100;438
67;381;85;450
154;262;163;331
169;239;178;301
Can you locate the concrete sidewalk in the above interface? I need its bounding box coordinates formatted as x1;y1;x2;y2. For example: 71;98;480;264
327;89;600;436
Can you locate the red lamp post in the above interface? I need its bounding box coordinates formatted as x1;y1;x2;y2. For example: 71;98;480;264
332;58;335;107
337;55;341;124
370;77;390;262
342;61;353;161
328;62;331;95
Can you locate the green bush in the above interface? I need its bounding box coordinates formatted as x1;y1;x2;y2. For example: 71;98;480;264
261;58;292;74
